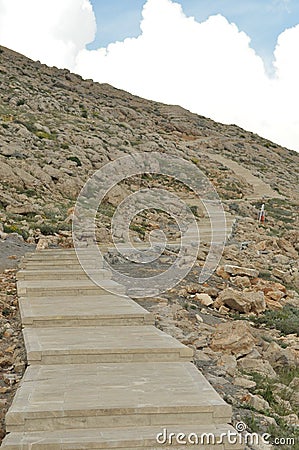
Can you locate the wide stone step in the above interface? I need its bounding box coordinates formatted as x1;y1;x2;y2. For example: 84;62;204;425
20;259;103;269
17;279;125;296
17;268;111;281
20;261;100;270
23;326;194;364
1;424;244;449
19;294;154;327
22;251;102;261
6;363;231;433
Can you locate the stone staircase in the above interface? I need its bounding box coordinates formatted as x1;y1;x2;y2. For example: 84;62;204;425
1;249;244;449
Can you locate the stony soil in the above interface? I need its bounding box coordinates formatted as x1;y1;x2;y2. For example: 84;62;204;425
0;269;26;442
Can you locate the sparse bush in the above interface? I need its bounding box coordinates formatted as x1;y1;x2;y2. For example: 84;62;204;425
35;130;53;140
189;205;199;217
253;305;299;336
130;224;146;237
67;156;82;166
3;224;29;240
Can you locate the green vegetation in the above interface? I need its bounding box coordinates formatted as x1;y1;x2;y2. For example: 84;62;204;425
98;203;116;218
189;205;199;217
231;305;299;337
3;224;29;240
242;370;299;449
35;130;54;140
16;99;25;106
252;305;299;336
130;224;146;237
67;156;82;167
33;222;71;236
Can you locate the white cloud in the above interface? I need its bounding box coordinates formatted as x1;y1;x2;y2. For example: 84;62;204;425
0;0;298;151
0;0;96;68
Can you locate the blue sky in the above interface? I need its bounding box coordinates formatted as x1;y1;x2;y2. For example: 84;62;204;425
89;0;299;70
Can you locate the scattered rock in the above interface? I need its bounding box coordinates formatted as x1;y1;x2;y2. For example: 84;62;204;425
233;377;257;389
242;393;270;412
230;275;251;289
210;321;256;358
216;354;237;376
194;293;213;306
224;264;259;278
237;357;277;378
215;288;266;314
262;341;297;369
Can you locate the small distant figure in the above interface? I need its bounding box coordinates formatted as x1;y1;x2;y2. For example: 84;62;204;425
258;203;265;223
65;207;75;224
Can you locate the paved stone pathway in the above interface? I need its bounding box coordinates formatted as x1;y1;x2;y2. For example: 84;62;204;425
1;249;243;449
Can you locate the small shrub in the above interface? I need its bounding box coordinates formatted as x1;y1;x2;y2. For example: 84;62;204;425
23;189;36;197
67;156;82;167
35;131;53;140
38;223;58;235
3;224;29;240
190;205;199;217
130;224;146;236
253;305;299;336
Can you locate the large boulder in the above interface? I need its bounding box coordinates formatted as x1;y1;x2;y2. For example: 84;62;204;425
215;288;266;314
262;341;297;369
210;321;256;358
237;357;277;378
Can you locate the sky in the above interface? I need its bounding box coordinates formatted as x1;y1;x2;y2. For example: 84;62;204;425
0;0;298;152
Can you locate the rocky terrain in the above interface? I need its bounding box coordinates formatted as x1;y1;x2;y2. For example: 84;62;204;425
0;45;299;448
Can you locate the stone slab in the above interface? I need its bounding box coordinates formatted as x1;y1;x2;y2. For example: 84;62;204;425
1;424;244;449
17;269;111;281
20;262;100;270
19;295;154;327
23;326;194;364
17;279;125;296
21;259;103;268
6;363;232;432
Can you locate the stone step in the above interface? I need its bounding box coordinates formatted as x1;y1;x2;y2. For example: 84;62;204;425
21;258;102;268
17;268;111;281
20;261;99;270
19;294;154;327
1;424;244;449
17;279;125;297
6;363;232;433
23;326;194;364
23;249;98;257
22;255;99;263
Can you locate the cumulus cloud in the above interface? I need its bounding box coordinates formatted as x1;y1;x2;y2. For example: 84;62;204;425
74;0;299;150
0;0;298;151
0;0;96;68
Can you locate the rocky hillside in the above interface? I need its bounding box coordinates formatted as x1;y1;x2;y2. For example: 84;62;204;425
0;45;298;243
0;45;299;447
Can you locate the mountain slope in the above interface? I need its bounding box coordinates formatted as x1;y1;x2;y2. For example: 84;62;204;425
1;45;298;202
